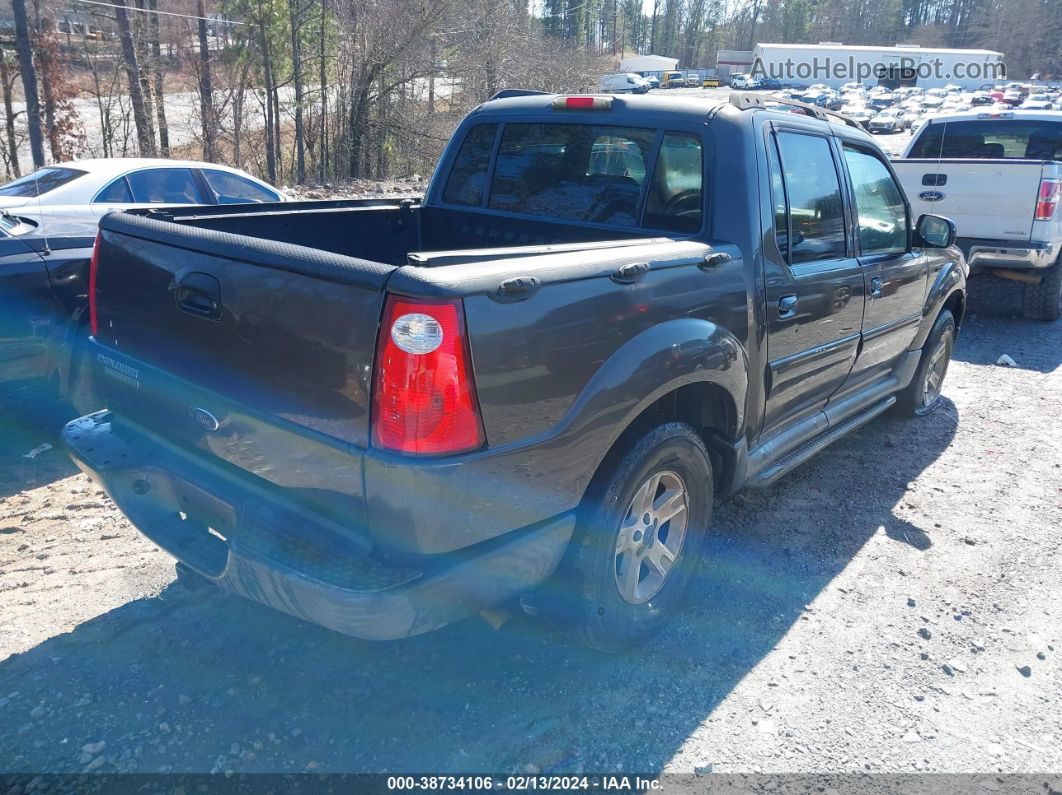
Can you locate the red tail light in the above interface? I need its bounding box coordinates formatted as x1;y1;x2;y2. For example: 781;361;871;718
88;231;102;336
371;296;485;455
1035;178;1061;221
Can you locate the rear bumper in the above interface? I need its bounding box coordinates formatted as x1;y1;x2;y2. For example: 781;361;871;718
958;237;1062;271
63;412;575;641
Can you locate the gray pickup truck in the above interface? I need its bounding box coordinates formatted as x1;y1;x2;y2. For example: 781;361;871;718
64;92;967;651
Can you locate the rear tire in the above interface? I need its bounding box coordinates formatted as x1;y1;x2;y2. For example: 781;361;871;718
896;310;955;417
546;422;713;653
1022;258;1062;322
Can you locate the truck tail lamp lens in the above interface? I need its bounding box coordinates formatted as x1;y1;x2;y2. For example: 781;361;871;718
88;231;102;336
1035;178;1061;220
372;296;485;455
551;96;613;110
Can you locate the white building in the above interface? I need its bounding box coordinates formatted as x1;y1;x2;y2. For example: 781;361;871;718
620;54;679;75
751;42;1005;90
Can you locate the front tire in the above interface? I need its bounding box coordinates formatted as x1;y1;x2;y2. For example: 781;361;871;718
1022;258;1062;321
549;422;713;652
896;309;955;417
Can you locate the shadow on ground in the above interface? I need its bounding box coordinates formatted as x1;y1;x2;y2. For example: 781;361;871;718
0;392;80;500
0;396;958;775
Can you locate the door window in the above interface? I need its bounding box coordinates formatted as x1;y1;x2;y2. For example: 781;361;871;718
126;168;204;204
842;146;908;255
775;132;847;264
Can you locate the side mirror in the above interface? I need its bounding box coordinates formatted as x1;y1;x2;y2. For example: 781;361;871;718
914;213;956;248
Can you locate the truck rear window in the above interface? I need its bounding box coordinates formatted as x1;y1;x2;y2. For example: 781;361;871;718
907;119;1062;160
443;122;704;233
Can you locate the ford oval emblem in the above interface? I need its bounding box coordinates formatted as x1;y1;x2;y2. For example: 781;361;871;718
919;190;945;201
191;407;220;432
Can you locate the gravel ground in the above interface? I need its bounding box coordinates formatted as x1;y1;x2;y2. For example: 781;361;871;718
1;242;1060;777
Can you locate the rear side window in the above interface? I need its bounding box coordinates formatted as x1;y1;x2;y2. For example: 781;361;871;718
204;170;279;204
0;167;85;197
643;133;703;233
126;168;204;204
775;132;847;264
443;123;498;207
488;123;655;227
94;177;133;203
907;119;1062;159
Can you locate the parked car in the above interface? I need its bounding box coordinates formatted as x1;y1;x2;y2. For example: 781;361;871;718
599;73;650;94
868;110;906;133
0;211;101;412
644;76;660;89
894;109;1062;320
66;91;966;651
730;73;759;89
0;159;286;220
701;76;722;88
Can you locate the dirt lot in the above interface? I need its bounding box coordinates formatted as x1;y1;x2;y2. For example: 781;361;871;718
1;277;1060;778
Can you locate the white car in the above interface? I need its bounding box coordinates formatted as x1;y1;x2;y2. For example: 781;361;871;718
729;74;760;89
0;158;286;219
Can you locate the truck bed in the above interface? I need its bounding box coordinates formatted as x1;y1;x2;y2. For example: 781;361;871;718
91;200;717;558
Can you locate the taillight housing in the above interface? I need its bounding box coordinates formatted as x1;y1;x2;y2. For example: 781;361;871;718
1035;178;1061;221
371;295;485;455
88;231;102;336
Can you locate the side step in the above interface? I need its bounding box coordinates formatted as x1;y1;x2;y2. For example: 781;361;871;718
749;396;896;488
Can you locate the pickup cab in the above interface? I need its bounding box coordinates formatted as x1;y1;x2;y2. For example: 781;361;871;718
893;109;1062;320
64;92;967;651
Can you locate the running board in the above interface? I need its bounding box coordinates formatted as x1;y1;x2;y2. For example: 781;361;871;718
749;396;896;488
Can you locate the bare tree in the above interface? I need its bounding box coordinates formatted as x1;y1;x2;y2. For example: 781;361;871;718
11;0;45;168
113;0;157;156
196;0;218;160
0;48;22;178
148;0;170;156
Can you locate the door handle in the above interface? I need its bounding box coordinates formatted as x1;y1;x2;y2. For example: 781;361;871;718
869;276;884;299
778;294;798;319
176;272;222;320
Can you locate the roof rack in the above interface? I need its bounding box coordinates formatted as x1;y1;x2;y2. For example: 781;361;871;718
729;91;862;130
489;89;550;101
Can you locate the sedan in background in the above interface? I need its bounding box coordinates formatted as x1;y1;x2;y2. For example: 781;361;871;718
0;159;287;220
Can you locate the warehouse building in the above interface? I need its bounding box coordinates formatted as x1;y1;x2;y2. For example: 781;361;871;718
748;42;1005;90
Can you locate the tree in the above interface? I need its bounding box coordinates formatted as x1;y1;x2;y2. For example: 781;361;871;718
113;0;157;156
0;48;21;178
148;0;171;156
11;0;44;168
197;0;218;160
289;0;307;182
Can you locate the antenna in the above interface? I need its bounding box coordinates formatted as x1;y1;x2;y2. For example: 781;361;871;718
34;171;50;256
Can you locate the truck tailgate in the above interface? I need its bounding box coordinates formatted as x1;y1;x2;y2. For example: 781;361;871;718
92;211;394;522
895;159;1046;242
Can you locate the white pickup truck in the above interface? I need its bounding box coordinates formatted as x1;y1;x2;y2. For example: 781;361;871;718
892;109;1062;320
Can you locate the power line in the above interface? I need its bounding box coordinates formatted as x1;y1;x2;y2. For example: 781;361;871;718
71;0;248;25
